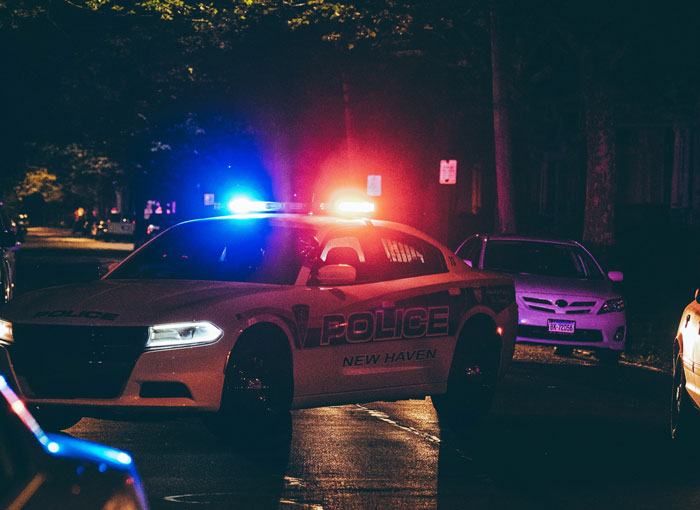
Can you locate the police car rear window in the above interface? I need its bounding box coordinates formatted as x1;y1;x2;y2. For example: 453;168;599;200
108;219;316;284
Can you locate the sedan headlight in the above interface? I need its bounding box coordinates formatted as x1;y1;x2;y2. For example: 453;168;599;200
146;321;223;350
598;298;625;314
0;319;13;345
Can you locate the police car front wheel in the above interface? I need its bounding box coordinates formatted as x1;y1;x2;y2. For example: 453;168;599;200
208;328;293;436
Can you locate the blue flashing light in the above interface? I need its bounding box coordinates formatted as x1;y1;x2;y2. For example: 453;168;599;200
226;196;279;214
48;441;60;453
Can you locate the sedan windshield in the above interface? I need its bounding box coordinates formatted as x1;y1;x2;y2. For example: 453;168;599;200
483;240;604;279
107;218;316;284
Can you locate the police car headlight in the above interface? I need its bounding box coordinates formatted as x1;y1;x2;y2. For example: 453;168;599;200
598;298;625;315
146;321;223;350
0;319;13;346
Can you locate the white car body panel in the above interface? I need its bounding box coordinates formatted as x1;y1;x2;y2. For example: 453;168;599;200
677;299;700;402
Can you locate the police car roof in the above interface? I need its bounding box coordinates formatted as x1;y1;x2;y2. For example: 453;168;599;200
181;214;446;249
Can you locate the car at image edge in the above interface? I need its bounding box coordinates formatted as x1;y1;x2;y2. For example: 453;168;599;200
0;211;517;434
455;233;626;363
0;374;148;510
671;289;700;439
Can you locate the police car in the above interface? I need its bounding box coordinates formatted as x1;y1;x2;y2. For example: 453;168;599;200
0;201;517;432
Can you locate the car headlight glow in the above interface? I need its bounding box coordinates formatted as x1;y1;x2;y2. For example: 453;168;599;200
146;321;223;350
0;319;13;345
598;298;625;315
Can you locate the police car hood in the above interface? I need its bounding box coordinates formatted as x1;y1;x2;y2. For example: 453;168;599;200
509;273;619;299
2;279;288;325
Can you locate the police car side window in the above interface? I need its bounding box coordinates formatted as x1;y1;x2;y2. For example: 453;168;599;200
318;231;376;284
376;229;448;280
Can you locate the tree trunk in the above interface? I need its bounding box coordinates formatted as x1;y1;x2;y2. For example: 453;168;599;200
490;5;516;233
582;90;616;249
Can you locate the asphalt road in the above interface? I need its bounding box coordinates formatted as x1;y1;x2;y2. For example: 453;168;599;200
12;227;696;510
61;349;686;510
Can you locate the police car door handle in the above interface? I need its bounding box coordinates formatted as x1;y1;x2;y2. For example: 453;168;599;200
448;288;461;296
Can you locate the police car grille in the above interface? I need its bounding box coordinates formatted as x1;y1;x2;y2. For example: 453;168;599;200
10;324;149;399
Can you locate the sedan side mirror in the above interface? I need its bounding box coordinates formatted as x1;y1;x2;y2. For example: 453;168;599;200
607;270;624;282
316;264;357;286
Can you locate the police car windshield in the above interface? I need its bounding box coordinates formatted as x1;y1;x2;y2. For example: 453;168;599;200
108;218;315;284
483;240;604;279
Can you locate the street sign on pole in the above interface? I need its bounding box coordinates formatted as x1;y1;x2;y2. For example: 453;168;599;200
439;160;457;184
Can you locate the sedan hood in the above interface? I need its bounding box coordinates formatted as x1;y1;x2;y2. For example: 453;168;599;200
509;273;619;299
1;279;288;325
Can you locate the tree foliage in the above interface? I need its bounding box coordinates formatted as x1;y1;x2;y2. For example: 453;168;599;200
13;168;63;203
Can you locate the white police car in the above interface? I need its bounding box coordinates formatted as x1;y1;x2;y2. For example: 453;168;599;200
0;206;517;432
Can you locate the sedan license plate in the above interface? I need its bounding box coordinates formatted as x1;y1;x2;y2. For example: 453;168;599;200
548;319;575;335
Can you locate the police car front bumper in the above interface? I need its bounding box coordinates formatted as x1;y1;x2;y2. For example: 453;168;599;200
0;343;228;414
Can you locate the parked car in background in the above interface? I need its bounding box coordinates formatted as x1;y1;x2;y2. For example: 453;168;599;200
94;211;135;242
455;234;626;363
0;375;149;509
14;213;28;242
0;202;18;304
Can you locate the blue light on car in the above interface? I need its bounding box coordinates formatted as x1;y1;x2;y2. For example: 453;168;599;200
48;441;60;453
227;196;285;214
227;196;258;214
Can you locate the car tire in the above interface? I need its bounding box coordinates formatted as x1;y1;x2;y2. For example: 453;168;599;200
207;329;293;439
671;346;696;440
432;318;501;426
595;350;620;365
32;407;82;431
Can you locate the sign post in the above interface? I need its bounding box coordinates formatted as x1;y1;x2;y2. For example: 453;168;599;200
439;160;457;184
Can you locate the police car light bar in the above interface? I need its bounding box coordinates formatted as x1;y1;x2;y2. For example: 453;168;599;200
227;197;308;215
335;200;375;215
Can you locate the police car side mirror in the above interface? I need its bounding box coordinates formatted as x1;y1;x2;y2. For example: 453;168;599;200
316;264;357;286
607;270;623;282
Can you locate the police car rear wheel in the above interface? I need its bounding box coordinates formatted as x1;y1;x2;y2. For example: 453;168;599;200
211;330;293;436
671;346;695;440
432;319;500;426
